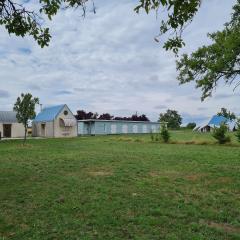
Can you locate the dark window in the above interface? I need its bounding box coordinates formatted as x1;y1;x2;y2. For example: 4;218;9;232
64;110;68;116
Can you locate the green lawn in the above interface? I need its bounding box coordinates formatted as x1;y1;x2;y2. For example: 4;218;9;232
0;131;240;239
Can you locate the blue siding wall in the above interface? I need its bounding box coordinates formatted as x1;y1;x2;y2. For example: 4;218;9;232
78;120;161;135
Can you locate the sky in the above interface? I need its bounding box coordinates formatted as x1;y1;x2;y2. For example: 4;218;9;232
0;0;239;125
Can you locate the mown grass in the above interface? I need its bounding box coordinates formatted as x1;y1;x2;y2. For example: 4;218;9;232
0;132;240;239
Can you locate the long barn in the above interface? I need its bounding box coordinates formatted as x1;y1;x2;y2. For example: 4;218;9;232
78;119;161;135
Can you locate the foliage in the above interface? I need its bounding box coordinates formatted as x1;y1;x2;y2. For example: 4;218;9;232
186;122;196;129
13;93;39;142
212;124;231;144
115;114;149;121
217;107;236;121
98;113;113;120
159;109;182;129
235;119;240;142
0;0;202;51
75;110;98;120
76;110;150;121
160;123;170;143
135;0;201;54
0;0;93;47
177;1;240;100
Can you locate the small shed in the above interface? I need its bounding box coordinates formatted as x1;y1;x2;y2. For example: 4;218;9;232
32;104;77;138
78;119;162;135
194;115;237;132
0;111;25;138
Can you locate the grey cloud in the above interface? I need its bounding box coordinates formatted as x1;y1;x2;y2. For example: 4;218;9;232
55;90;73;95
0;0;237;122
0;90;10;98
154;104;167;110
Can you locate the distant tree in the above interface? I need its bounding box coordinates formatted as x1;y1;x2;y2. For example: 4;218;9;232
13;93;39;142
98;113;113;120
160;123;170;143
75;110;98;120
159;109;182;129
212;124;231;144
235;119;240;142
131;114;149;121
217;108;236;120
186;122;196;129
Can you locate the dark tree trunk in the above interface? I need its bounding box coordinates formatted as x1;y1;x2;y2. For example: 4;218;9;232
24;124;27;144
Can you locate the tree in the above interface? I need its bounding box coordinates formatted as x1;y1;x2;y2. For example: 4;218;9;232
13;93;39;142
0;0;92;47
212;124;231;144
0;0;202;50
135;0;201;54
98;113;113;120
159;109;182;129
131;114;149;121
160;123;170;143
177;1;240;100
186;122;196;129
75;110;98;120
217;108;236;121
235;119;240;142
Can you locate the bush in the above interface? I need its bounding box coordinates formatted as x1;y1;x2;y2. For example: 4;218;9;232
160;124;170;143
186;122;196;129
235;120;240;142
212;124;231;144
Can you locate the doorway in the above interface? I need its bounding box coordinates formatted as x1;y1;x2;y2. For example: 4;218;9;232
41;123;46;137
3;124;12;138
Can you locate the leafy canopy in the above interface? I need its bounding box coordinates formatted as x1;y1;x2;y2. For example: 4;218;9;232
13;93;39;141
0;0;92;47
159;109;182;129
135;0;201;54
177;1;240;100
0;0;201;50
217;108;236;121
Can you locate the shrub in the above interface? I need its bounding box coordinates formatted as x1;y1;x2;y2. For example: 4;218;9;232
160;124;170;143
212;124;231;144
235;120;240;142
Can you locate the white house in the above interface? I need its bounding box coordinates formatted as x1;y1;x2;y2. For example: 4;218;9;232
32;104;77;138
0;111;25;138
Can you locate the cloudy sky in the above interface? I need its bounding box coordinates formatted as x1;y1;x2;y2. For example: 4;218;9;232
0;0;239;124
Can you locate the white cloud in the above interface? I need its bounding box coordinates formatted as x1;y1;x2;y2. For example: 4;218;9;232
0;0;238;123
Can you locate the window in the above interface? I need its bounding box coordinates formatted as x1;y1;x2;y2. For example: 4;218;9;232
64;110;68;116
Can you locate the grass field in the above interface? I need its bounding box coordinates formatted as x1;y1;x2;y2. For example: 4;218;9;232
0;131;240;239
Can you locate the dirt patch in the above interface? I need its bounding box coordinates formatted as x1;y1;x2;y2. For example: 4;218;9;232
149;170;182;179
217;177;232;184
207;221;240;234
88;170;113;177
185;173;207;181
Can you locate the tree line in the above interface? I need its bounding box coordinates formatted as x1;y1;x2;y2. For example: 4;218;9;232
75;110;149;121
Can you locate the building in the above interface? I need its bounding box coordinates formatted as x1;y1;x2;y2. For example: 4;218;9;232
0;111;25;138
32;104;77;138
194;115;237;132
78;119;162;135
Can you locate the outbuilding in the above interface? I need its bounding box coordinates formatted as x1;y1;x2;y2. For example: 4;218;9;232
0;111;25;138
78;119;162;135
32;104;77;138
194;115;238;132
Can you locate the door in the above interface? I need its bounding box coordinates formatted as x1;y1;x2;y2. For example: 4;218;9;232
3;124;12;138
111;124;117;134
133;125;138;133
41;124;46;137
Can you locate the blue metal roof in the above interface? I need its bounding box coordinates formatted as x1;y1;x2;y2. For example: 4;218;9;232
208;115;227;126
33;104;65;122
